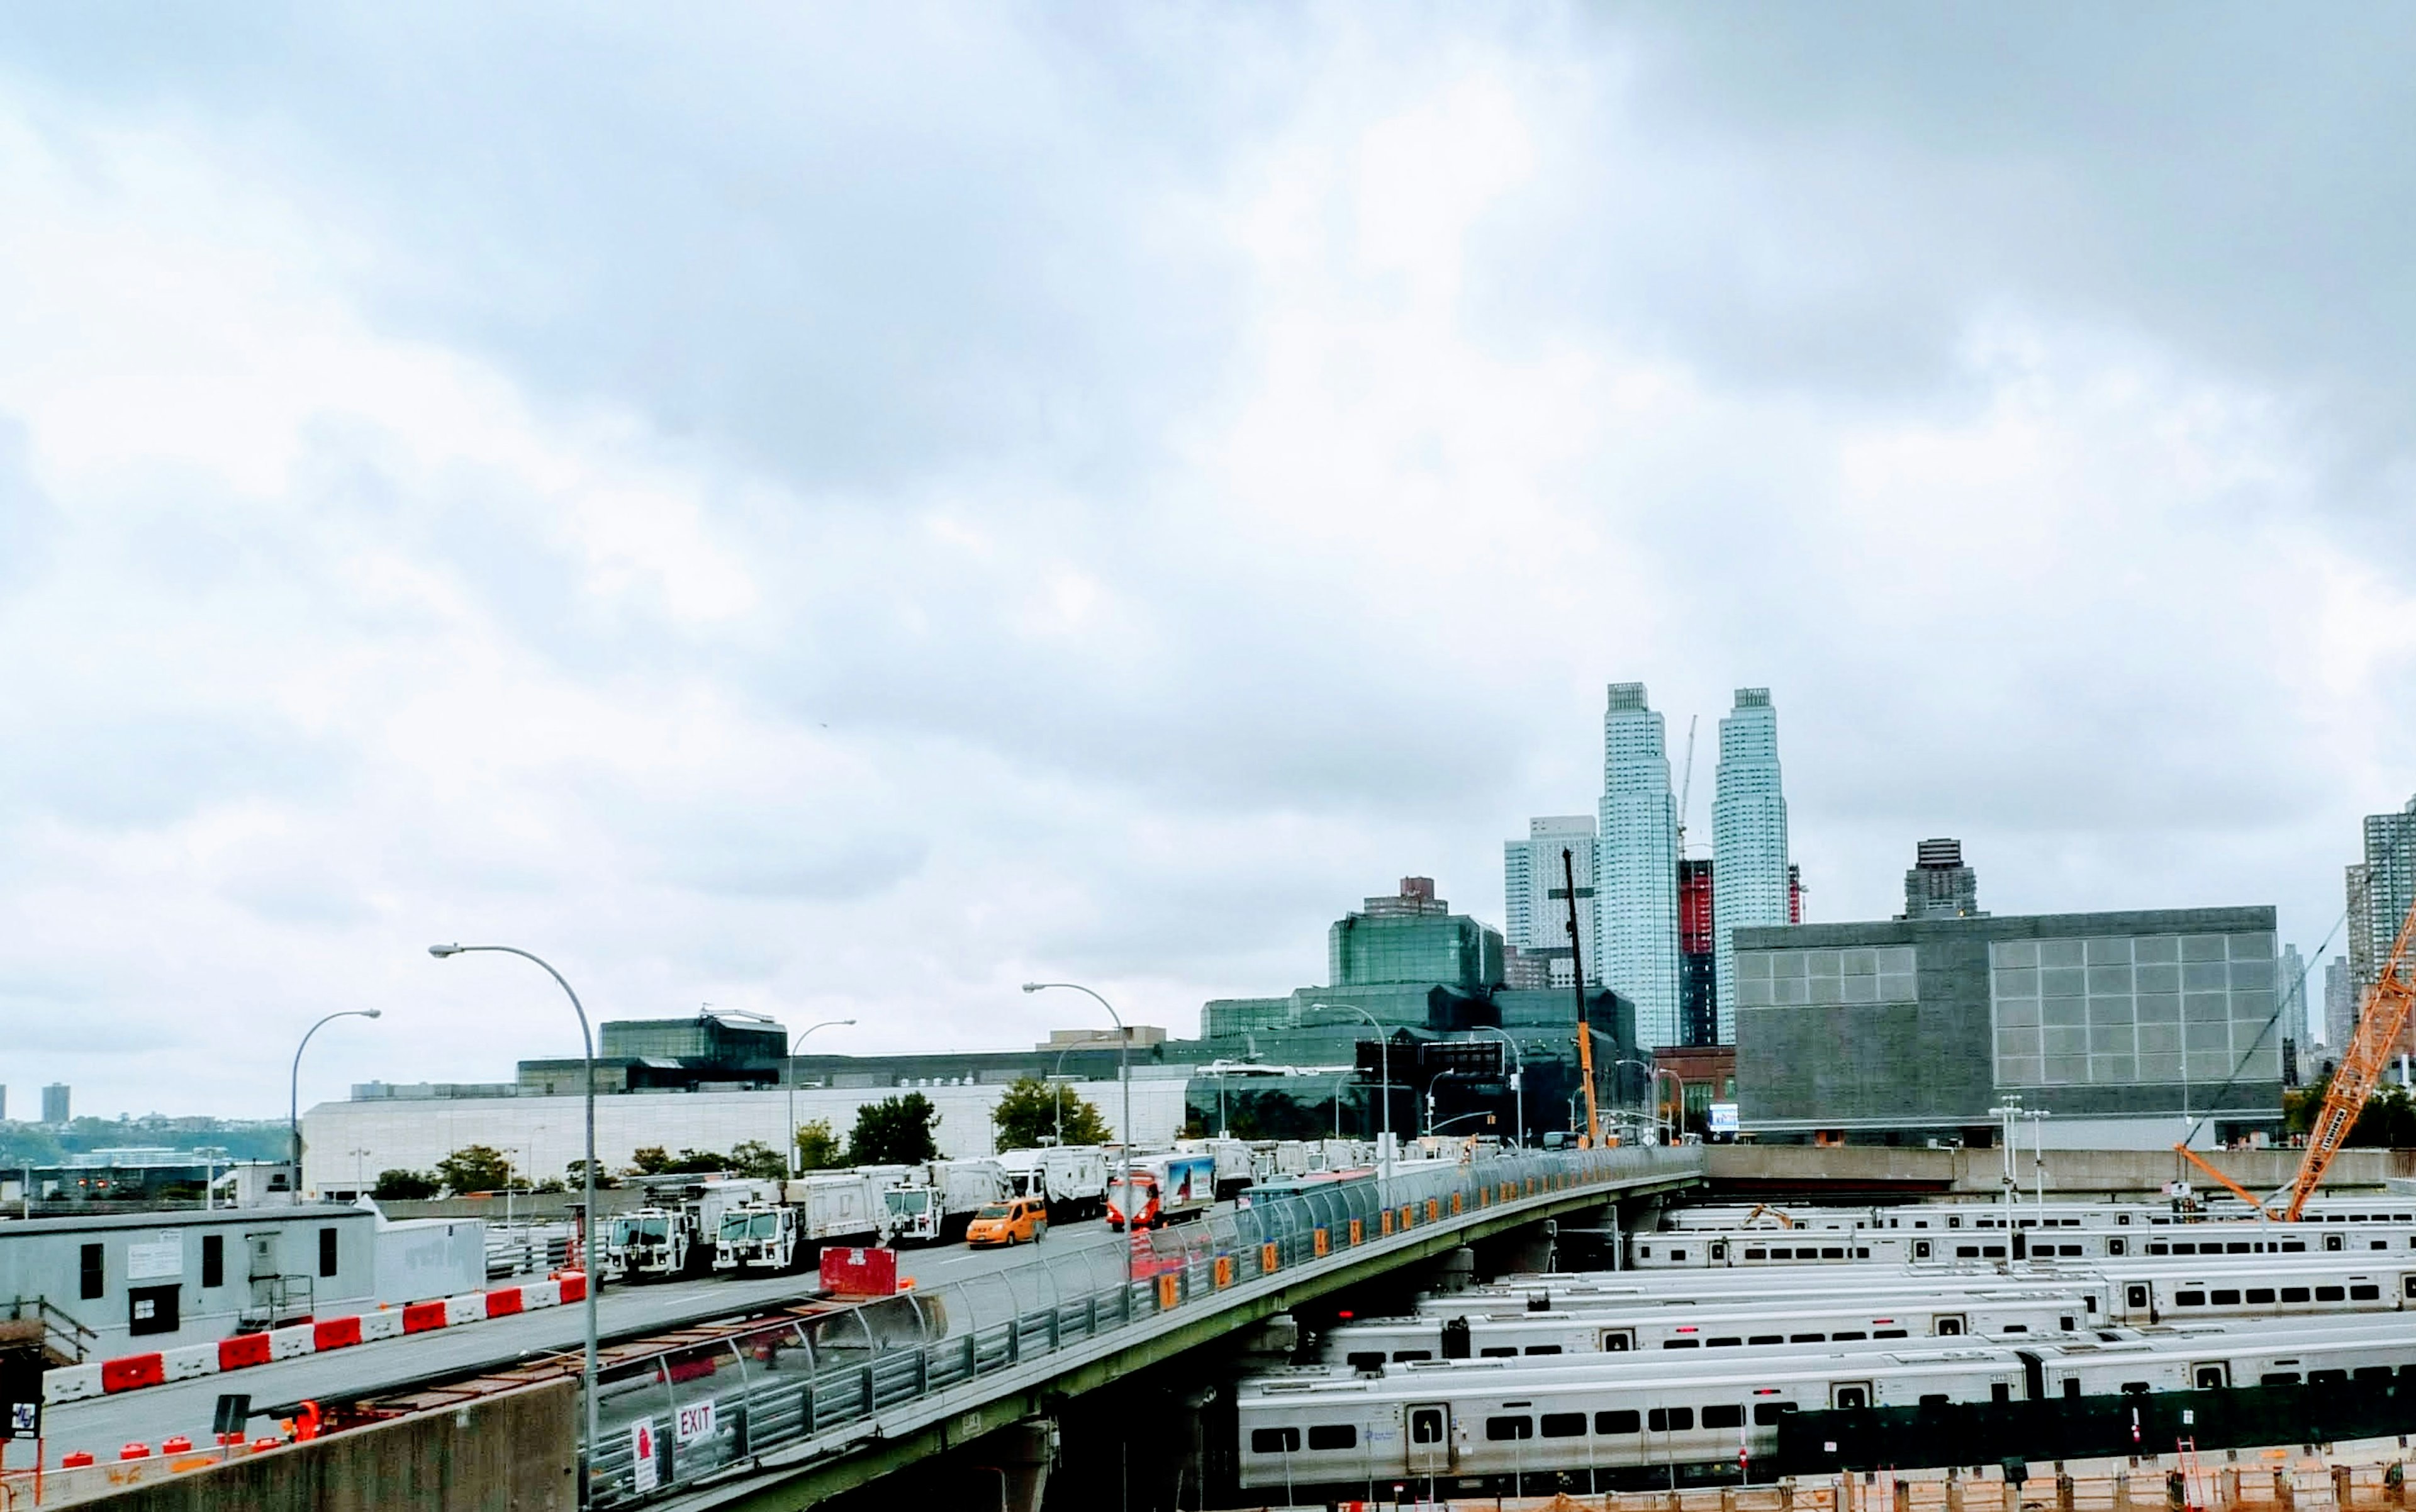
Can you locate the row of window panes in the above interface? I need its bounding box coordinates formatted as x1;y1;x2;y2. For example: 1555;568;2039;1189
1996;1048;2283;1087
1996;993;2274;1029
1998;1022;2262;1056
1736;948;1916;982
1994;961;2272;997
1989;934;2273;970
1737;974;1918;1008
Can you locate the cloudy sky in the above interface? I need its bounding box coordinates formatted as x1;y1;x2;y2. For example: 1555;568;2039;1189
4;4;2412;1119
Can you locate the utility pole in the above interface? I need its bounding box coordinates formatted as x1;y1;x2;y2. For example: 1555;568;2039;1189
1563;847;1602;1146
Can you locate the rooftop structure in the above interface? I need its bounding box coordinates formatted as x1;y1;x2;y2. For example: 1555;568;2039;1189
1899;836;1985;920
1328;877;1504;989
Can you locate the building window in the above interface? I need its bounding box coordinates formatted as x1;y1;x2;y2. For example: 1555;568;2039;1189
80;1243;103;1300
1991;931;2278;1089
1738;946;1915;1009
202;1235;224;1289
318;1227;338;1278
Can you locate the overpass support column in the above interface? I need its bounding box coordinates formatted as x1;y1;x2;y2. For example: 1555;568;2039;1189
968;1418;1056;1512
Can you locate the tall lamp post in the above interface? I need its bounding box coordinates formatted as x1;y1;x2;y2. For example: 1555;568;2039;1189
429;944;600;1479
1307;1004;1390;1191
1611;1058;1661;1144
786;1018;857;1175
291;1009;382;1199
1024;983;1132;1283
1468;1028;1524;1148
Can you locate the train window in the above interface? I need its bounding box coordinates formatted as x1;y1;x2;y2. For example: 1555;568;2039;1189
2325;1236;2344;1253
1750;1335;1784;1345
1832;1388;1867;1411
1639;1246;1652;1258
2261;1372;2301;1386
2121;1382;2150;1395
1250;1428;1300;1454
2108;1239;2127;1256
1647;1408;1695;1431
1832;1331;1867;1341
2060;1317;2076;1331
1480;1348;1518;1358
1948;1215;1962;1228
1346;1352;1385;1372
1670;1249;1687;1262
1703;1405;1745;1429
2407;1278;2416;1299
1753;1403;1798;1426
2354;1284;2383;1301
2062;1379;2081;1400
2001;1324;2029;1334
1938;1319;1964;1336
1410;1409;1446;1444
1485;1416;1534;1441
1602;1333;1631;1352
2227;1243;2251;1255
2281;1288;2310;1304
1596;1410;1641;1435
1711;1245;1727;1261
1708;1338;1743;1348
2149;1243;2171;1255
1984;1246;2006;1258
1308;1425;1356;1451
1875;1330;1909;1340
1991;1384;2011;1404
1745;1249;1769;1260
2193;1365;2228;1389
2310;1370;2347;1386
1821;1247;1845;1260
2126;1286;2149;1308
1524;1346;1563;1356
1957;1246;1981;1258
2210;1290;2242;1306
2282;1242;2305;1253
2315;1286;2346;1302
2118;1214;2132;1225
1915;1241;1933;1260
2374;1241;2391;1252
2355;1367;2393;1384
2061;1245;2084;1257
1790;1333;1825;1343
1918;1394;1949;1409
2175;1291;2206;1308
2245;1289;2275;1304
1664;1338;1701;1349
1392;1350;1432;1362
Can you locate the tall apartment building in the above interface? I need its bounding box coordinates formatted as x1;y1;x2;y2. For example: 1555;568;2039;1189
1504;816;1597;990
42;1084;69;1124
2280;942;2308;1048
1710;688;1789;1043
1899;837;1984;920
1597;683;1681;1048
2353;797;2416;985
2325;955;2355;1051
1679;858;1716;1044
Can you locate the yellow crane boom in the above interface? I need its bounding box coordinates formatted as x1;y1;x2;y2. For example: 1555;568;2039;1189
2279;890;2416;1219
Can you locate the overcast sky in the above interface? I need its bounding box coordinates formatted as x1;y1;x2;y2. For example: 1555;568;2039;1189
4;4;2413;1119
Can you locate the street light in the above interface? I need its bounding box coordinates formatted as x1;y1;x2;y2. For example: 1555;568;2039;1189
1306;1004;1390;1191
786;1019;857;1176
1424;1067;1475;1136
429;943;601;1479
291;1009;382;1199
1024;983;1132;1283
1467;1028;1524;1148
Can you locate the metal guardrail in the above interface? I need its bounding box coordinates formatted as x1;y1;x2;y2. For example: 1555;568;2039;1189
575;1145;1701;1506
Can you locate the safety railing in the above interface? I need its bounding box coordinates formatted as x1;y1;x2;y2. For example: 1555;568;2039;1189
581;1143;1699;1506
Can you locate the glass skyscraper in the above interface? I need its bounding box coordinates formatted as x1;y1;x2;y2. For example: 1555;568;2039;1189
1504;815;1597;990
1596;683;1681;1048
1711;687;1789;1043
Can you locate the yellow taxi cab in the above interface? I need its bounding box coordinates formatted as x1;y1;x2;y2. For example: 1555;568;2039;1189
965;1196;1048;1248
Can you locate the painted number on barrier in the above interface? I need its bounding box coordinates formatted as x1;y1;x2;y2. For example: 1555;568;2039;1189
676;1399;717;1447
631;1421;659;1492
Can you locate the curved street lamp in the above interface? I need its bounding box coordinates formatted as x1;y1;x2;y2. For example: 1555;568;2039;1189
1023;982;1132;1284
428;943;600;1476
786;1019;857;1176
291;1010;382;1197
1306;1004;1390;1191
1466;1027;1524;1148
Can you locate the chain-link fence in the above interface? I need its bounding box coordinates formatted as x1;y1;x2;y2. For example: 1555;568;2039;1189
582;1144;1698;1505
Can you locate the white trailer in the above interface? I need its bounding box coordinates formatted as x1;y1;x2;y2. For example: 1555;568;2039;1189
712;1173;891;1274
998;1146;1110;1220
884;1159;1010;1244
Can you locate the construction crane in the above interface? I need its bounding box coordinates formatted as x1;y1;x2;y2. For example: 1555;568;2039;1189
2175;889;2416;1219
1675;715;1699;856
1562;846;1602;1147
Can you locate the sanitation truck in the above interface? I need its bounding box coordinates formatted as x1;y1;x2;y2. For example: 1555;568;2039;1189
1105;1152;1217;1231
882;1158;1011;1244
712;1172;893;1274
997;1145;1110;1221
600;1204;708;1282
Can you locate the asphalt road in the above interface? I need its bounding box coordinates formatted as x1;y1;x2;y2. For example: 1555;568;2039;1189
46;1219;1136;1459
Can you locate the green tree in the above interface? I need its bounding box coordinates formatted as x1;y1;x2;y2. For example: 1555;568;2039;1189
847;1094;940;1166
564;1158;618;1189
371;1168;439;1200
664;1148;727;1173
728;1140;788;1180
435;1145;517;1195
793;1119;842;1172
626;1146;673;1176
992;1076;1112;1150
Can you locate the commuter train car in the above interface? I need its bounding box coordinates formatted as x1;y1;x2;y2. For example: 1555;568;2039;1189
1236;1322;2416;1500
1324;1289;2093;1368
1657;1198;2416;1233
1627;1221;2416;1270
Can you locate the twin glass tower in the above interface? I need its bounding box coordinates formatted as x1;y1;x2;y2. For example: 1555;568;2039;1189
1593;683;1789;1049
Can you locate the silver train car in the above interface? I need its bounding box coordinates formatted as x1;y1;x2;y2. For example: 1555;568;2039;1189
1324;1289;2092;1367
1237;1319;2416;1498
1628;1220;2416;1268
1657;1198;2416;1233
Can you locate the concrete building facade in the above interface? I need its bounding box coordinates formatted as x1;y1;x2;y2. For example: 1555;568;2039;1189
1735;907;2284;1149
1504;816;1597;990
1597;682;1681;1048
1710;688;1789;1043
2326;954;2356;1053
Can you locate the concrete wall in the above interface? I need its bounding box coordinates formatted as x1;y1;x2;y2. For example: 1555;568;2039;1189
94;1378;575;1512
302;1077;1192;1195
1706;1143;2412;1197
